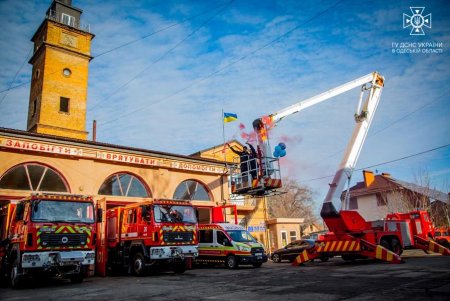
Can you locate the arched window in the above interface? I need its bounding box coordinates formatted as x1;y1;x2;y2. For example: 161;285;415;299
173;180;211;201
0;163;69;192
98;173;151;198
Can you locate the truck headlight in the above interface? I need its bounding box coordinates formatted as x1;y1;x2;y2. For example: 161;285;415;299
237;245;251;252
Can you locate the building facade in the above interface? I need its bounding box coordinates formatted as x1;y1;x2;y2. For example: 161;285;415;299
343;170;449;223
0;128;229;220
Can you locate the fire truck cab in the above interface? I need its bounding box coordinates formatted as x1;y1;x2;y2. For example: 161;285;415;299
433;227;450;248
0;193;99;288
105;199;198;276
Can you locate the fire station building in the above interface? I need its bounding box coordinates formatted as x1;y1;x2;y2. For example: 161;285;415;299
0;0;272;248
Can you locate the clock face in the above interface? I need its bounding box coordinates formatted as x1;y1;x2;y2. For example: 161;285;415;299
61;33;77;48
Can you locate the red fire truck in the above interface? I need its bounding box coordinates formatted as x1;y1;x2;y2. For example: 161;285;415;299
102;199;198;276
0;193;99;288
434;226;450;248
293;209;449;265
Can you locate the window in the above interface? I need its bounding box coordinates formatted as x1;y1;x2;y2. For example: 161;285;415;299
32;200;94;223
173;180;211;201
63;68;72;77
0;163;68;192
349;197;358;210
31;98;37;117
153;205;197;223
98;173;150;198
35;69;40;79
199;230;213;243
196;208;211;223
126;209;137;224
376;193;387;206
217;231;229;246
61;13;75;27
286;241;300;248
227;230;256;243
60;97;69;113
281;231;288;247
289;230;297;242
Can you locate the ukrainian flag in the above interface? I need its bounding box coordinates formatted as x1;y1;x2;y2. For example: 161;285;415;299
223;112;238;123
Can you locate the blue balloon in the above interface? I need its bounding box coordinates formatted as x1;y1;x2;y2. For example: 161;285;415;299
273;151;280;158
279;149;287;157
278;142;286;150
275;145;282;152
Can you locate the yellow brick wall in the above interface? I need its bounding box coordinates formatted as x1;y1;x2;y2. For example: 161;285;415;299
198;140;244;163
28;21;93;140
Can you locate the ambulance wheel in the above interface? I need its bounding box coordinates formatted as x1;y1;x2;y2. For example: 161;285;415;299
252;262;262;268
272;254;281;263
10;257;23;289
225;255;238;269
132;253;147;276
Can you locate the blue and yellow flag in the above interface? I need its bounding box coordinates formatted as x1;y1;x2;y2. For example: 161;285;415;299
223;112;238;123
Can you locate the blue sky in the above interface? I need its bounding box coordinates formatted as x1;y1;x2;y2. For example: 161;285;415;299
0;0;449;208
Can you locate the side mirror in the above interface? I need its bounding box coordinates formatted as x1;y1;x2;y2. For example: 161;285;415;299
223;238;231;246
141;206;152;222
97;208;103;223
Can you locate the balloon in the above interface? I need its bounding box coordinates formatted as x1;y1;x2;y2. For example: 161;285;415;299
279;149;287;157
278;142;286;150
273;151;280;158
274;145;282;152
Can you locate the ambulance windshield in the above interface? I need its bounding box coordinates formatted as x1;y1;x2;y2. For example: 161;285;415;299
31;199;94;223
154;205;197;224
227;230;257;243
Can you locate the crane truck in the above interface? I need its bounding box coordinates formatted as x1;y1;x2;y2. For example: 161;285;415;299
0;193;100;288
232;71;449;264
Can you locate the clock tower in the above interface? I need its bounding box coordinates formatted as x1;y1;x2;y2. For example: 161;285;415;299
27;0;94;140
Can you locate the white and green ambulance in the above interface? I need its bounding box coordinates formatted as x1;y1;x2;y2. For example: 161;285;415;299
196;223;268;269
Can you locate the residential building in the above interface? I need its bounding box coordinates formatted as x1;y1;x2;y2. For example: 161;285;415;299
342;170;449;223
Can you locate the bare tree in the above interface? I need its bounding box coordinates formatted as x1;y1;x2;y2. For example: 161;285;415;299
267;177;318;224
385;169;449;226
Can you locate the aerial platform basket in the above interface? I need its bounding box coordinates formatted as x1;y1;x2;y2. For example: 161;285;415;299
229;156;282;197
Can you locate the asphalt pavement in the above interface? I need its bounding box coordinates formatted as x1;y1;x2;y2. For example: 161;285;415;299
1;250;449;301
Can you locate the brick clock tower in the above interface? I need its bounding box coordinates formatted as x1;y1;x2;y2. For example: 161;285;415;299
27;0;94;140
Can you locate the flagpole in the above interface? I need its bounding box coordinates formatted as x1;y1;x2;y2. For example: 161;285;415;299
222;108;227;163
221;109;228;224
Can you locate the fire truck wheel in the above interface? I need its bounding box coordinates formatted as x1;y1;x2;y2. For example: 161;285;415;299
173;262;186;274
341;255;356;262
132;253;147;276
319;256;329;262
380;239;390;250
225;255;238;269
10;257;23;289
390;238;403;255
272;254;281;263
